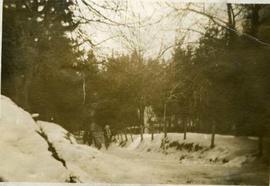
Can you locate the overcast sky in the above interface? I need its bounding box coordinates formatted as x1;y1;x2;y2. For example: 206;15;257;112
76;0;229;60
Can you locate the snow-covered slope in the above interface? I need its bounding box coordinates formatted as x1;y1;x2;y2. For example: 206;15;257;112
0;96;69;182
38;121;160;183
116;133;264;167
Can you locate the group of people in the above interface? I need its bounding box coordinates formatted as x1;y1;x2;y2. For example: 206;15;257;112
83;123;112;150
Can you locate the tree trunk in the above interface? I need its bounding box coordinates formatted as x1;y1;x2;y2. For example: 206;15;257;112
174;114;178;132
140;125;144;141
163;103;167;138
139;105;145;141
82;75;86;105
124;130;128;141
151;125;154;141
226;4;235;45
210;124;216;148
183;118;187;140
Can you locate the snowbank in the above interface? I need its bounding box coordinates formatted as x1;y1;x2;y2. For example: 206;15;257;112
117;133;260;167
38;121;77;145
0;95;69;182
38;121;156;183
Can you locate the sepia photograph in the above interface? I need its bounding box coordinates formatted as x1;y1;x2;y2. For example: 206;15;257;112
0;0;270;185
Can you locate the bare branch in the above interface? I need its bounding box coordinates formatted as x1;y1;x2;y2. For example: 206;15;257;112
168;3;270;48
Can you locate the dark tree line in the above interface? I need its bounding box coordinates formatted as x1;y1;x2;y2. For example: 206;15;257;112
2;0;98;130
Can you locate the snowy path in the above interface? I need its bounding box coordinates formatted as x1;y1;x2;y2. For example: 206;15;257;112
101;144;268;185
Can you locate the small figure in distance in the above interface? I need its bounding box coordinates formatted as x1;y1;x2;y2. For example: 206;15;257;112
104;124;112;149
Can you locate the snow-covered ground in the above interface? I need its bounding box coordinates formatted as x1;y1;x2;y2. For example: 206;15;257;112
106;133;269;185
39;120;268;184
0;95;269;184
0;96;69;182
115;133;264;167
